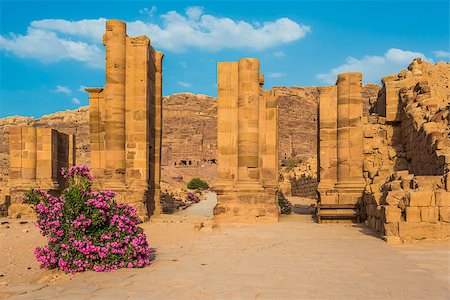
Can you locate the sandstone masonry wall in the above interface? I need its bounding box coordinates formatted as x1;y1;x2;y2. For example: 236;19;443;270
6;127;75;218
361;59;450;242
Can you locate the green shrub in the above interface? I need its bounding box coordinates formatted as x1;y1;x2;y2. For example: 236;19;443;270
284;159;297;171
278;191;293;214
284;158;303;171
187;178;209;190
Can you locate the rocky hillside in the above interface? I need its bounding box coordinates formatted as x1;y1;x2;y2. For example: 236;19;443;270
0;85;380;189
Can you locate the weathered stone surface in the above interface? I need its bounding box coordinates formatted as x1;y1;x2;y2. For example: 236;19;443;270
435;190;450;207
214;58;279;223
399;222;448;241
85;20;163;219
317;72;366;216
408;191;434;207
5;126;75;216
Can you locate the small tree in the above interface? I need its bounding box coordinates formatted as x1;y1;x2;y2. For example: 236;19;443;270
187;178;209;190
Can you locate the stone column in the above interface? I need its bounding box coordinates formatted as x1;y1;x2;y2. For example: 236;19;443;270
104;20;126;181
237;58;260;182
216;61;239;185
86;88;105;182
317;86;338;204
153;50;164;215
85;19;163;220
260;88;278;188
36;128;56;187
214;58;278;223
335;72;365;204
125;35;153;218
68;134;76;167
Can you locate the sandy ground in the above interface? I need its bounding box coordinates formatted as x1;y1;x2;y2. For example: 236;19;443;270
1;193;449;299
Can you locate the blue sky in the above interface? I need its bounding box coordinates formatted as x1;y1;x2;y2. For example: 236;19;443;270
0;0;449;118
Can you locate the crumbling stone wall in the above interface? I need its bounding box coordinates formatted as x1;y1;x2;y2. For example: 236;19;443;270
6;127;75;218
361;59;450;242
290;176;317;198
317;59;449;241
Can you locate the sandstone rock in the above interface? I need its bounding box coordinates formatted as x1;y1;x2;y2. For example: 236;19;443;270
435;190;450;207
381;205;402;223
408;191;434;207
405;207;421;223
399;222;448;241
7;204;34;219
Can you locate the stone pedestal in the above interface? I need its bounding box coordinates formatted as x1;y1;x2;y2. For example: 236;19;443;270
214;58;279;223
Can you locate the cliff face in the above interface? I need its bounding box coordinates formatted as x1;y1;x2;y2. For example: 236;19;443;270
0;85;380;190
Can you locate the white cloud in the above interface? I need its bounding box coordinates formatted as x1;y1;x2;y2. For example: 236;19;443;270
316;48;433;84
177;81;191;88
31;18;106;42
433;50;450;58
71;97;80;104
126;8;310;52
0;28;103;68
78;85;87;92
0;8;310;67
52;85;72;95
186;6;203;21
140;6;157;17
274;51;285;58
267;72;286;79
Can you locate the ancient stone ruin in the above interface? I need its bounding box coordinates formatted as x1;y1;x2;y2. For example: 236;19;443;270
85;20;163;220
0;18;448;243
316;73;366;219
213;58;279;222
7;127;75;217
317;59;450;242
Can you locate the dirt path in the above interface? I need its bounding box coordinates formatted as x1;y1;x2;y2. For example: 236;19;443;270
1;213;449;299
176;191;216;217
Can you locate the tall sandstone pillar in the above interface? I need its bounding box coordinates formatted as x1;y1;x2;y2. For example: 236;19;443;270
104;20;127;183
86;19;163;220
335;73;365;204
317;86;338;204
316;72;365;212
153;51;164;216
214;58;279;223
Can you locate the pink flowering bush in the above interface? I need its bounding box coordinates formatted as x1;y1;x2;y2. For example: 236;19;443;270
185;192;200;203
24;165;152;273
